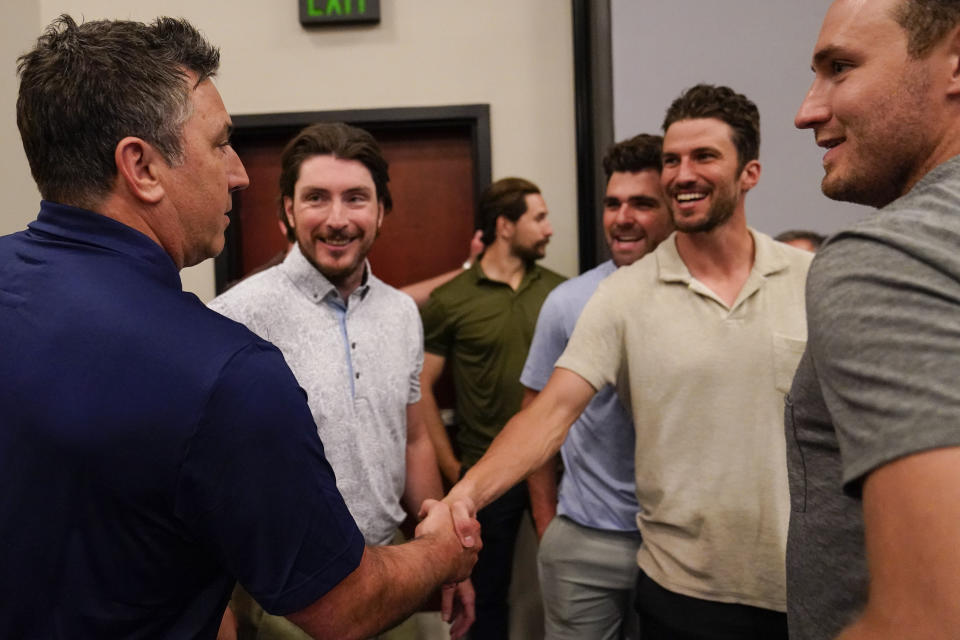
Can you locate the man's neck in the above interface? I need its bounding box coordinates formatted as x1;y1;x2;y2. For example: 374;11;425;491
901;124;960;202
674;211;754;307
301;245;366;303
479;242;530;291
331;266;366;303
98;192;186;269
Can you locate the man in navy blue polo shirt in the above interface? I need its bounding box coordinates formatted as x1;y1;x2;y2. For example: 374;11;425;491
0;15;479;639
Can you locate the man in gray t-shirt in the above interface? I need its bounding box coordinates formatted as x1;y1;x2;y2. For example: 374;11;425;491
789;1;960;638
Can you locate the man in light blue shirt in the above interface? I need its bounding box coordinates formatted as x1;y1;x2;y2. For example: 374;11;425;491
521;134;672;639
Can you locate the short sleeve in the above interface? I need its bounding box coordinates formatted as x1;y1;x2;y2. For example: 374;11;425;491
808;233;960;493
519;288;569;392
555;277;623;392
176;342;364;615
408;303;425;404
421;293;454;357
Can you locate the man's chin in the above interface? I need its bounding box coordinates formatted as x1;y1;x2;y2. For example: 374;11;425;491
312;256;365;285
821;172;895;208
183;235;226;269
821;172;863;203
612;248;647;267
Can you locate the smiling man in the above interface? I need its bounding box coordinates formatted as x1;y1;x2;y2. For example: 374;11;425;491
442;84;814;640
210;122;474;639
521;134;672;640
788;1;960;639
0;18;480;639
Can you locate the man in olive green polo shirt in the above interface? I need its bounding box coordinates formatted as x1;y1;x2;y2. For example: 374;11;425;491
420;176;565;639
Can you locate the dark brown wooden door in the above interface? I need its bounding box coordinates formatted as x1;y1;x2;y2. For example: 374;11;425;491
217;107;490;293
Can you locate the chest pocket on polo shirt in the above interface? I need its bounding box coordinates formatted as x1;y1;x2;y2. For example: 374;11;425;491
773;333;807;394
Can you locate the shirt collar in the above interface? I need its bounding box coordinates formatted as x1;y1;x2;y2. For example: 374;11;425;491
280;242;372;305
597;259;617;277
656;228;790;284
890;153;960;207
474;258;543;291
28;200;181;289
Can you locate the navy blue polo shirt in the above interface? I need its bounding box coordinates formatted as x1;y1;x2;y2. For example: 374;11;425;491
0;201;364;638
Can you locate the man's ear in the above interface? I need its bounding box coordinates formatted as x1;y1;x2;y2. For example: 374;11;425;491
944;25;960;97
739;159;762;193
376;201;384;232
496;215;514;241
283;196;296;231
114;137;165;204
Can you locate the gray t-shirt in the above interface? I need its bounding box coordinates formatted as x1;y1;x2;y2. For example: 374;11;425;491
786;155;960;640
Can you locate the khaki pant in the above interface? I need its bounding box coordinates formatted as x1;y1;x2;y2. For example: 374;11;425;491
537;516;641;640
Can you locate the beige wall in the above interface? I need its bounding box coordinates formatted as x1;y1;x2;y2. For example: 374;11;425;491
2;1;578;300
0;2;41;236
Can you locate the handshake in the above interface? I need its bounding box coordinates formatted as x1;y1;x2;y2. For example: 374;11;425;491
414;495;482;640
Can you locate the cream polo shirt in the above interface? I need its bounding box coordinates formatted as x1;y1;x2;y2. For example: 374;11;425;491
556;229;812;612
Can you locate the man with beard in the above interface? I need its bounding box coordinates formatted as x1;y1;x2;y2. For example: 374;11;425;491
441;85;813;640
522;134;672;640
210;122;473;639
788;1;960;638
420;177;565;638
2;17;480;640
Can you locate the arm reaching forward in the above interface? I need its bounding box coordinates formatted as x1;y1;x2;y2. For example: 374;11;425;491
287;500;480;640
446;367;596;515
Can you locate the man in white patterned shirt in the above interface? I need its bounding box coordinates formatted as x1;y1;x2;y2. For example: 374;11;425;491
210;122;473;639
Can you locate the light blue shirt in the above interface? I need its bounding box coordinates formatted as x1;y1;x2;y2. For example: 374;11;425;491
520;260;639;531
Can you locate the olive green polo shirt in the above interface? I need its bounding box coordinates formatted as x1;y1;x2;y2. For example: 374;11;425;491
422;261;565;467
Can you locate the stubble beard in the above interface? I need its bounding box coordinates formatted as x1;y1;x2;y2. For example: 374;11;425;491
821;160;915;209
671;185;737;234
822;66;934;209
298;232;373;289
512;240;547;265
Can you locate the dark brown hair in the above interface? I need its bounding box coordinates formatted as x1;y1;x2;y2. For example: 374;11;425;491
602;134;663;180
662;84;760;171
277;122;392;241
478;177;541;246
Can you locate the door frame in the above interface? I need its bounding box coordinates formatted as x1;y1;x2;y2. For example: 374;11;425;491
572;0;613;272
217;104;492;292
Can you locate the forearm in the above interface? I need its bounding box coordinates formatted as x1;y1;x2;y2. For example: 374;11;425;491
402;433;445;516
526;456;559;540
420;388;461;484
449;410;563;512
400;269;465;308
448;369;594;511
216;606;237;640
288;540;453;639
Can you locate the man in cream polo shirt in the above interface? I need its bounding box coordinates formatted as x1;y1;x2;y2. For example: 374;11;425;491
445;84;812;640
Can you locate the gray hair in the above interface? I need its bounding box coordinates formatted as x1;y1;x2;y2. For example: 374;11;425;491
16;15;220;208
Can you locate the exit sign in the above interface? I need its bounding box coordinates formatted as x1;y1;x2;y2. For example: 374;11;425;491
300;0;381;26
